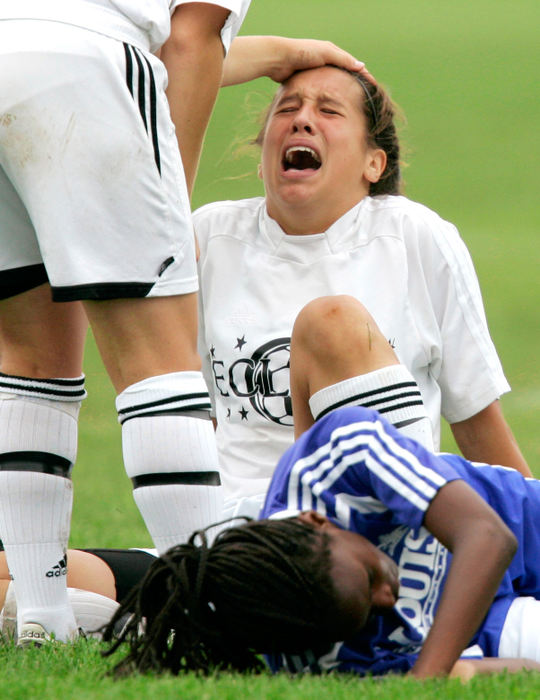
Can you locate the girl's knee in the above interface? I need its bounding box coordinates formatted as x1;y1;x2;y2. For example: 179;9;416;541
293;296;377;351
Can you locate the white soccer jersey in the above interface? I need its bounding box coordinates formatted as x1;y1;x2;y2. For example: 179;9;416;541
195;195;510;502
0;0;250;53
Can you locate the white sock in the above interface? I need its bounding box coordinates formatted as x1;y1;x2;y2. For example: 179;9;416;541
308;365;434;451
0;474;76;641
117;372;223;554
0;388;82;641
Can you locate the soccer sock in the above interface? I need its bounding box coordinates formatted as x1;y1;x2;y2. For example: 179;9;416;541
117;371;223;555
0;374;85;641
308;365;434;450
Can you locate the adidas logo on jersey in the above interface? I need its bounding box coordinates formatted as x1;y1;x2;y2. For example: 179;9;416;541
46;556;67;578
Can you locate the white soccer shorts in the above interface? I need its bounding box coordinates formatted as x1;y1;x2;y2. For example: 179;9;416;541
0;20;197;301
498;596;540;662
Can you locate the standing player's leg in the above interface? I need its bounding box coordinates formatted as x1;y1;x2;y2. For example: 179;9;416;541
84;294;223;555
73;10;229;554
0;284;87;643
290;295;434;448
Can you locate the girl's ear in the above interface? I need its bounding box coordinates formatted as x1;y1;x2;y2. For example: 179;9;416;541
257;162;263;180
298;510;330;529
364;148;386;183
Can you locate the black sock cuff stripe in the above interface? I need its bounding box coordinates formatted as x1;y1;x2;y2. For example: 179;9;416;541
131;471;221;489
118;393;212;423
338;381;419;402
377;400;426;415
0;372;86;400
0;372;85;387
0;451;73;478
315;388;423;421
316;398;425;421
362;391;423;411
120;408;212;425
118;392;211;415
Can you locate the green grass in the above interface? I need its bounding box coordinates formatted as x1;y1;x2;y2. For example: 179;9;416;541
2;639;540;699
4;0;540;696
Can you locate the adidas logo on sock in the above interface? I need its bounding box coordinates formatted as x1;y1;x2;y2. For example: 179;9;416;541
46;556;67;578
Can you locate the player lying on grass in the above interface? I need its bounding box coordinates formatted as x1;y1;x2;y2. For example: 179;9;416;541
97;297;540;679
2;298;538;678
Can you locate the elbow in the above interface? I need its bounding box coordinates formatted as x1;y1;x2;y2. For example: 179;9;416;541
162;28;226;77
167;6;229;57
491;521;517;568
504;528;518;563
164;30;217;61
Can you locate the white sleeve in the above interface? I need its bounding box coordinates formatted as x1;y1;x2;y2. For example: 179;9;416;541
412;213;510;424
171;0;251;53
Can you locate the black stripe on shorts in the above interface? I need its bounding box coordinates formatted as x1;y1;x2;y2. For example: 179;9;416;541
123;43;161;174
0;264;49;300
51;281;154;302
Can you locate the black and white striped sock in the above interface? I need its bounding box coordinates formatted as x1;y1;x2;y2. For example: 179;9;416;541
0;374;84;641
0;372;86;402
116;371;222;554
308;365;434;450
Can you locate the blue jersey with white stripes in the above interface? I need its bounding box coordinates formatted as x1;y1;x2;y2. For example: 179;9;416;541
260;406;540;676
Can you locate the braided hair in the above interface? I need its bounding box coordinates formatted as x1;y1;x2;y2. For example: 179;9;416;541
102;517;339;676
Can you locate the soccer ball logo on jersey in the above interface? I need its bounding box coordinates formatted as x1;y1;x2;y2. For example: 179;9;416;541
210;337;293;426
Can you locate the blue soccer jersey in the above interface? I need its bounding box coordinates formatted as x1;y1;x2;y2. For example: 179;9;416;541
260;406;540;676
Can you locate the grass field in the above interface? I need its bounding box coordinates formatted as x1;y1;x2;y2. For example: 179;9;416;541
5;1;540;696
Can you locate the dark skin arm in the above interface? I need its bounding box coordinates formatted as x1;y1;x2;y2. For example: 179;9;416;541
410;480;517;678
